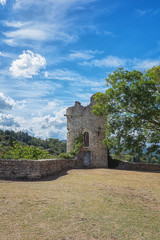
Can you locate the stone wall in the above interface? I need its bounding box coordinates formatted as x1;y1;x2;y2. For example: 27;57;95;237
117;161;160;172
0;159;76;180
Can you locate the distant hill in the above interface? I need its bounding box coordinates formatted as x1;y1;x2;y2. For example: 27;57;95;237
0;129;66;159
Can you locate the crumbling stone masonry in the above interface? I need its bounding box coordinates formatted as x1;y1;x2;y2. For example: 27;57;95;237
0;159;76;180
65;95;108;168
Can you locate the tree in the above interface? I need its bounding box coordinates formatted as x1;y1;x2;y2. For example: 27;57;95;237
93;65;160;157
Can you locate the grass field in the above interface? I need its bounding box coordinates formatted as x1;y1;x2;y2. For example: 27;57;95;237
0;169;160;240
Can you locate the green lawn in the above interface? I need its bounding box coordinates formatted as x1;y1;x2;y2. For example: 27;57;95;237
0;169;160;240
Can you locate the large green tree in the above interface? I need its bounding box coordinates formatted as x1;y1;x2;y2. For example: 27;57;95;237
93;65;160;156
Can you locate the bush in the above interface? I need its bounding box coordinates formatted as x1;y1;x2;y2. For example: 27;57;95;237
3;142;52;160
57;152;74;159
57;134;83;159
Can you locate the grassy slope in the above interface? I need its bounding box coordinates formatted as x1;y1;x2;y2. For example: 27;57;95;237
0;169;160;240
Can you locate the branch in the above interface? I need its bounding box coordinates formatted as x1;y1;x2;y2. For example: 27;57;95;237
148;120;160;127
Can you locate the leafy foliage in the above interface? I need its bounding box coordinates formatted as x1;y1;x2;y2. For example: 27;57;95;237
0;129;66;159
93;65;160;158
111;153;160;164
58;133;83;159
3;142;52;160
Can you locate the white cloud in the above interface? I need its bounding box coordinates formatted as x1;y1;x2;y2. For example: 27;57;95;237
13;0;39;9
5;98;68;140
3;20;29;28
0;99;68;139
45;69;106;93
10;50;46;78
135;9;152;17
0;51;7;57
13;0;97;10
3;0;98;46
69;50;95;60
45;69;81;81
0;114;20;127
28;104;67;139
0;92;16;111
82;55;126;68
0;51;14;58
47;100;63;110
91;87;106;93
0;0;6;6
4;27;48;41
135;8;160;17
75;92;92;100
132;59;160;70
3;21;77;45
75;79;105;87
104;31;113;36
41;109;66;130
3;38;17;46
68;50;103;61
80;55;160;70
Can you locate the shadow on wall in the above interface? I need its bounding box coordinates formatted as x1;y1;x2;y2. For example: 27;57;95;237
114;160;160;173
0;159;76;181
0;169;69;182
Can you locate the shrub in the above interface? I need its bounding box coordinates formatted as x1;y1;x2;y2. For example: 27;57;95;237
57;133;83;159
3;142;52;160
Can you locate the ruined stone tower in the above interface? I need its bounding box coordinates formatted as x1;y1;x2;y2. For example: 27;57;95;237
65;95;108;168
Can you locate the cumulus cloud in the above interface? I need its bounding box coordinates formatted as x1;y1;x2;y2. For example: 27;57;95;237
0;114;20;127
47;100;63;109
12;99;68;140
41;110;66;130
31;107;67;139
0;0;6;6
0;98;68;139
9;50;46;78
40;103;67;131
0;92;16;111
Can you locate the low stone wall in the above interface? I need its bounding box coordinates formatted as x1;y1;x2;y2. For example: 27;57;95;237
0;159;76;180
117;161;160;172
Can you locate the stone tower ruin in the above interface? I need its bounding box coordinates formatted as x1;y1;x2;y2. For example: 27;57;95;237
65;95;108;168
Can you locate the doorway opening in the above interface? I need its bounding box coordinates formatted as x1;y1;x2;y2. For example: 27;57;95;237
83;151;91;166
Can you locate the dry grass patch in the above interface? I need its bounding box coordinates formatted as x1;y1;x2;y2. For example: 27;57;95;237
0;169;160;240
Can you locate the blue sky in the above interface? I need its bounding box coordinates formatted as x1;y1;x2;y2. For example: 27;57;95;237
0;0;160;140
